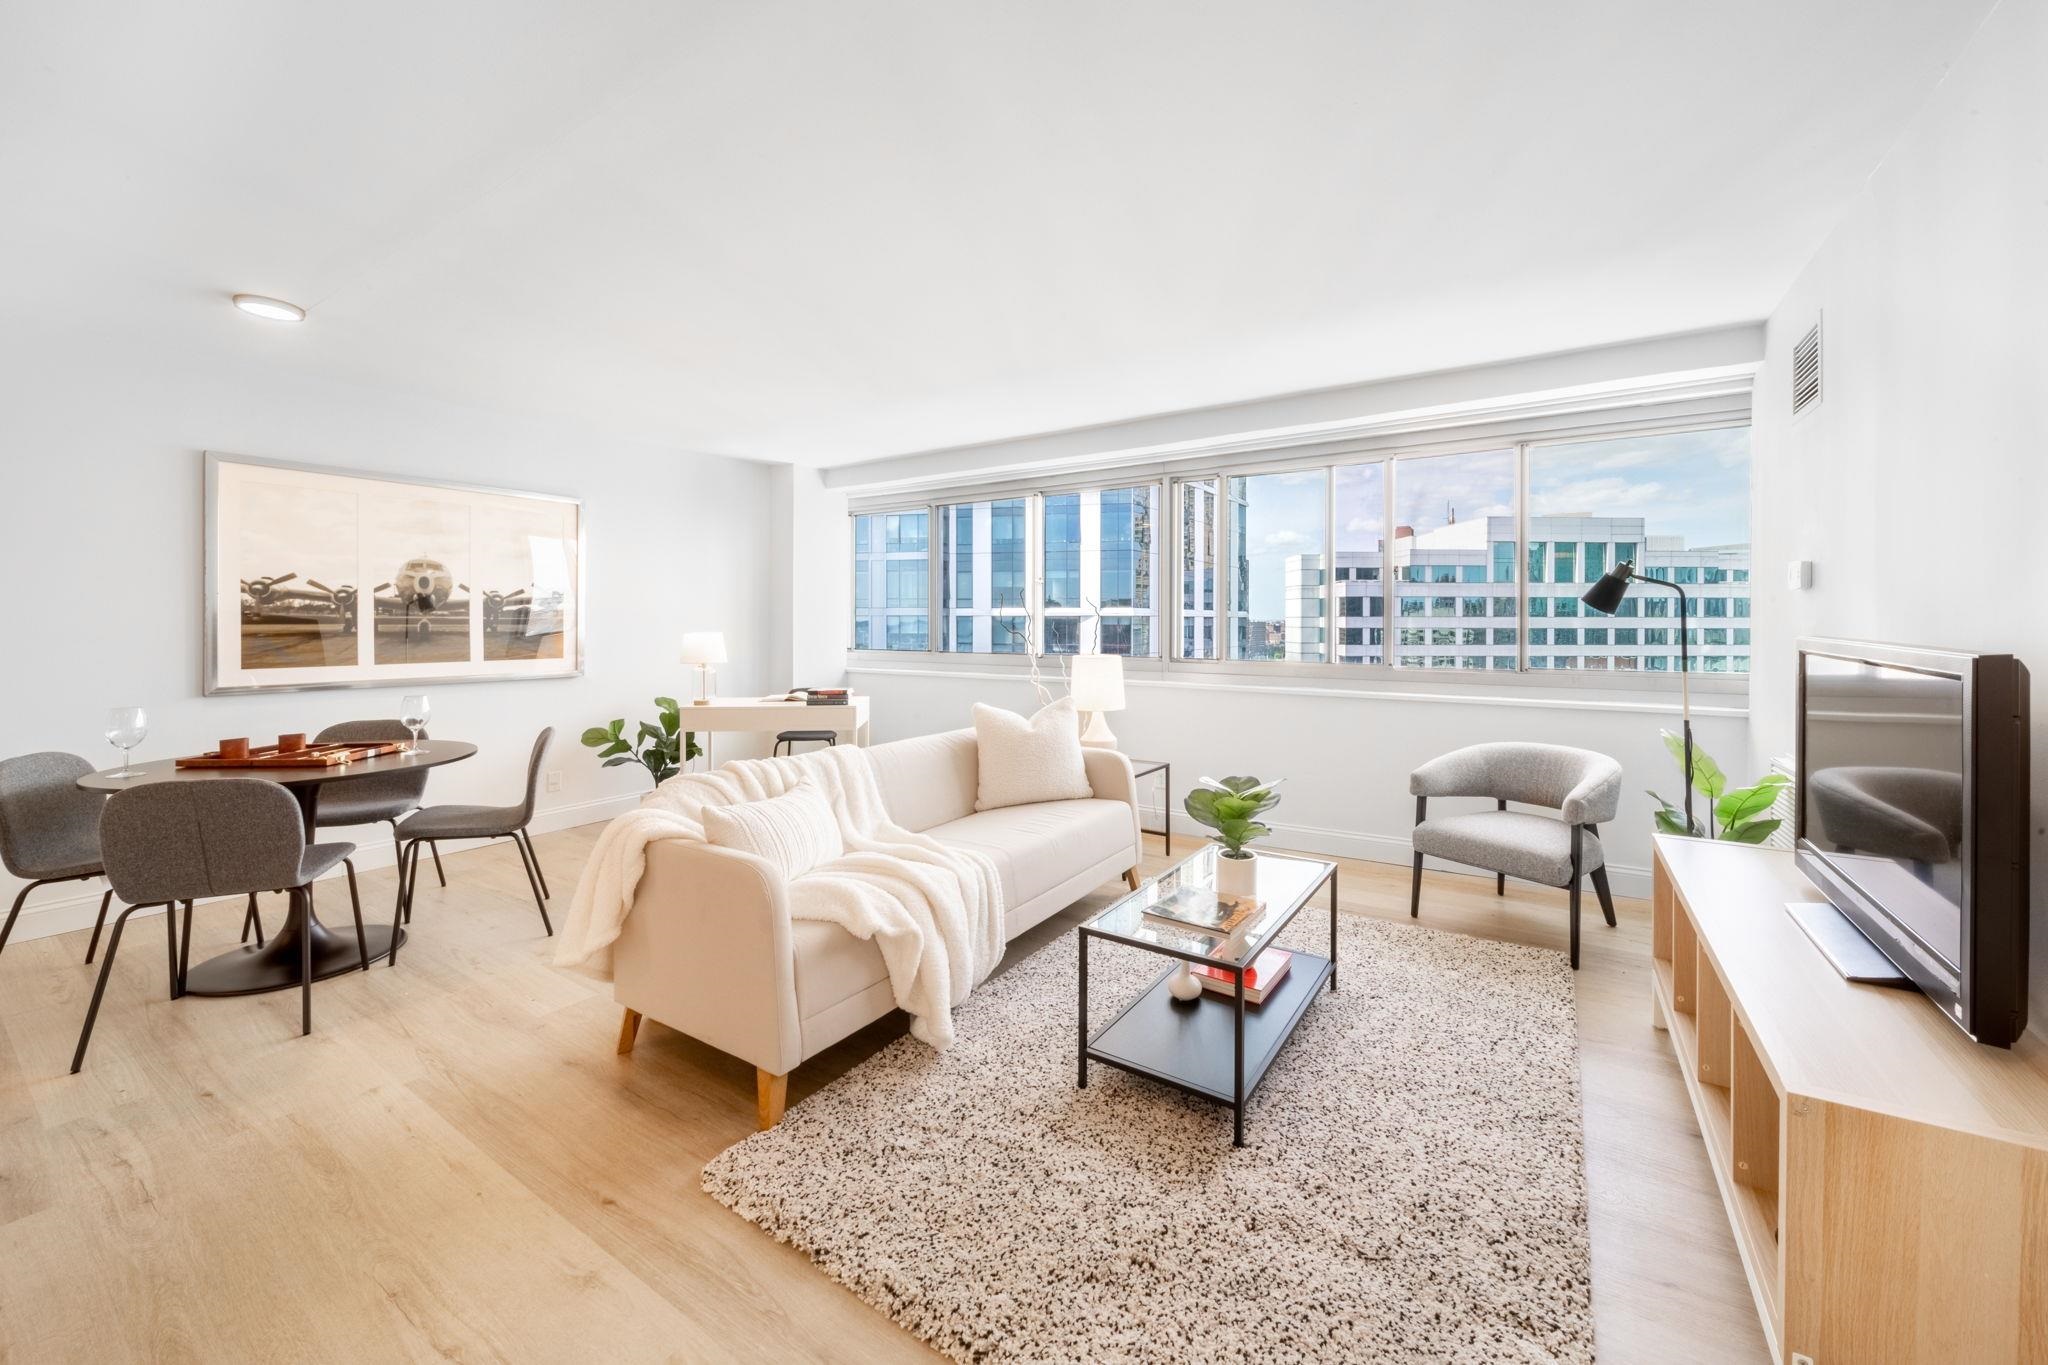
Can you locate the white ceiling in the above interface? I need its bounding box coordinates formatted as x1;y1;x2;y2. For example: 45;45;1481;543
0;1;1993;465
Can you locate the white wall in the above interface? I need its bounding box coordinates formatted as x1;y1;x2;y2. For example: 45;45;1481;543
0;324;775;940
1750;0;2048;1033
851;666;1745;899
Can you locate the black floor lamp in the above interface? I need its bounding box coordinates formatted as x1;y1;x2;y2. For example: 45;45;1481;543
1583;561;1694;831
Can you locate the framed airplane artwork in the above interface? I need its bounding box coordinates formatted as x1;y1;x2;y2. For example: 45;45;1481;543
203;452;584;694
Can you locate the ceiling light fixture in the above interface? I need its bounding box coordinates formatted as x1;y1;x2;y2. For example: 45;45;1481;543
231;293;306;323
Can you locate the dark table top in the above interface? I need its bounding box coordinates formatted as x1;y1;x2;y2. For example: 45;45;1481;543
75;739;478;792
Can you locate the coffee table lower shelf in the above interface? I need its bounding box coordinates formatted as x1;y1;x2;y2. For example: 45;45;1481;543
1082;950;1332;1144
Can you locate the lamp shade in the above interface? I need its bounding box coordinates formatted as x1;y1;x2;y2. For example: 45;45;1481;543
1580;562;1634;615
679;631;728;665
1069;653;1126;712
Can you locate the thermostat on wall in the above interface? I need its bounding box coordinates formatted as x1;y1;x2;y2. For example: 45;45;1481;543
1786;560;1813;590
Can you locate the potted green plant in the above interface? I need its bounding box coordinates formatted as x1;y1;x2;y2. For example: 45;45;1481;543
1185;775;1283;894
580;697;701;787
1647;729;1786;843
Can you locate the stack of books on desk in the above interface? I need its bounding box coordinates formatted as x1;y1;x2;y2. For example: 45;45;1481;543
804;688;850;706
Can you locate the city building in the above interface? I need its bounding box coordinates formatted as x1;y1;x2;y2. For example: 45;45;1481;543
1284;515;1750;672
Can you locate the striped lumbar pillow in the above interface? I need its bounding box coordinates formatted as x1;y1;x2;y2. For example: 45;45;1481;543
702;779;845;877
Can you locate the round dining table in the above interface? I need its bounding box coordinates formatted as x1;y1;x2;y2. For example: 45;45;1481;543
76;740;476;997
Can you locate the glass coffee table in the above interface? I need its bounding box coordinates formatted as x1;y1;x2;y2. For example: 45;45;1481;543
1078;844;1338;1146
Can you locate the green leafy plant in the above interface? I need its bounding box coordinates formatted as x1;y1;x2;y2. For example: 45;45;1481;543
1184;776;1283;859
580;697;701;787
1648;729;1786;844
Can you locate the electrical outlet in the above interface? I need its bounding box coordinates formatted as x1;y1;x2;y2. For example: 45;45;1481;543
545;769;562;793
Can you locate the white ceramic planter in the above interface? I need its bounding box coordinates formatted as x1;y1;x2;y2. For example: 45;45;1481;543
1215;850;1258;895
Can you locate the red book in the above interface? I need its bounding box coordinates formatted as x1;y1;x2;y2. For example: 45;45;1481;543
1193;947;1292;1004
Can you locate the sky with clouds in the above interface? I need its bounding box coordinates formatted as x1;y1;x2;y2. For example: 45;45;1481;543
1238;428;1750;618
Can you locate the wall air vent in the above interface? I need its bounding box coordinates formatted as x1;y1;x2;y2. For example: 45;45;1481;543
1792;321;1821;415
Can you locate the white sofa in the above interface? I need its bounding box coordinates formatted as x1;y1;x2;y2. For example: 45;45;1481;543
611;728;1143;1126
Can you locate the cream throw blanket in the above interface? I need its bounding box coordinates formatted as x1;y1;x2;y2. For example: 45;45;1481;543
553;745;1004;1049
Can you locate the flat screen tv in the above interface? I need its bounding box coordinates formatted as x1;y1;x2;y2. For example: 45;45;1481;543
1796;638;2029;1047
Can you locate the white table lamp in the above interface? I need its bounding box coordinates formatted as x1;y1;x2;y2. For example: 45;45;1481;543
680;631;728;705
1070;653;1126;749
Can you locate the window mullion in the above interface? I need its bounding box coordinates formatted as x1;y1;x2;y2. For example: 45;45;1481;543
1515;443;1529;672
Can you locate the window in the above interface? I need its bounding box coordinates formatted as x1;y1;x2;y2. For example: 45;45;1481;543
1036;484;1159;655
1231;470;1325;662
1331;461;1385;665
1390;448;1514;673
1584;542;1607;582
852;422;1749;681
940;498;1028;653
1177;478;1222;659
852;511;929;652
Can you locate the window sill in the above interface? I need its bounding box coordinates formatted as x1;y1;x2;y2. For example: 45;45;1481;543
844;650;1749;717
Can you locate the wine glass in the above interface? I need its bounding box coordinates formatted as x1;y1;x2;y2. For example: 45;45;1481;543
399;694;430;755
104;706;148;779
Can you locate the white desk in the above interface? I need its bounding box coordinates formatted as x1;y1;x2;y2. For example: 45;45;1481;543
685;696;871;764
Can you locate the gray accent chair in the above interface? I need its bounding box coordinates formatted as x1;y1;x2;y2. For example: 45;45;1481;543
315;718;446;893
75;779;364;1073
1408;742;1624;969
390;728;553;954
0;752;113;963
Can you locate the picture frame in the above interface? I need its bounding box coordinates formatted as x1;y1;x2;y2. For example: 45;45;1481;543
204;452;586;694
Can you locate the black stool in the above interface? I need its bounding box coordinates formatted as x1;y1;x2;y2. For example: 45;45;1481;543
773;730;838;756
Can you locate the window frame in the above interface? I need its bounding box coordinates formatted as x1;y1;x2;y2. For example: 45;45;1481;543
845;405;1751;699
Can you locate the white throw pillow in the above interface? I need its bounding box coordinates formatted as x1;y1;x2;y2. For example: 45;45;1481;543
971;697;1094;812
702;779;845;878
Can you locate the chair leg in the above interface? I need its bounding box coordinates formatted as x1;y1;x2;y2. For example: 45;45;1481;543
390;842;417;966
429;841;446;888
177;900;194;998
164;899;181;999
0;878;45;956
756;1068;789;1130
297;887;313;1036
1567;826;1584;971
343;858;370;971
1496;872;1505;897
241;891;267;948
617;1007;642;1055
509;835;553;936
70;901;154;1073
519;829;550;900
85;887;115;963
1590;866;1617;927
1123;868;1140;892
1409;854;1422;918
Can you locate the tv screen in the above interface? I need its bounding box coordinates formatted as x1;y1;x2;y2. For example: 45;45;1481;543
1800;654;1968;973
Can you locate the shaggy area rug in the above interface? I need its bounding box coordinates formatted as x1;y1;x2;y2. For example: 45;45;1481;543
702;913;1592;1364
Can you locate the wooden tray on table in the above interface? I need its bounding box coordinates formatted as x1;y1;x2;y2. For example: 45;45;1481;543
175;741;407;769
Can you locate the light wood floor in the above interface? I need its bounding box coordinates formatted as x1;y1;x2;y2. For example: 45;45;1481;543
0;827;1767;1363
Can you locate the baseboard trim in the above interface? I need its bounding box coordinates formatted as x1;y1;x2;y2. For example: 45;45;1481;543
1135;803;1654;900
0;792;641;946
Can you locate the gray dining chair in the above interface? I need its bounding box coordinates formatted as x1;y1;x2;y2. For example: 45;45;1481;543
73;779;365;1072
0;751;115;963
314;718;446;889
1408;742;1623;969
389;728;553;956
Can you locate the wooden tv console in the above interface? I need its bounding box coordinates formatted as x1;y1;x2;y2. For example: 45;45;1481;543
1650;836;2048;1364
